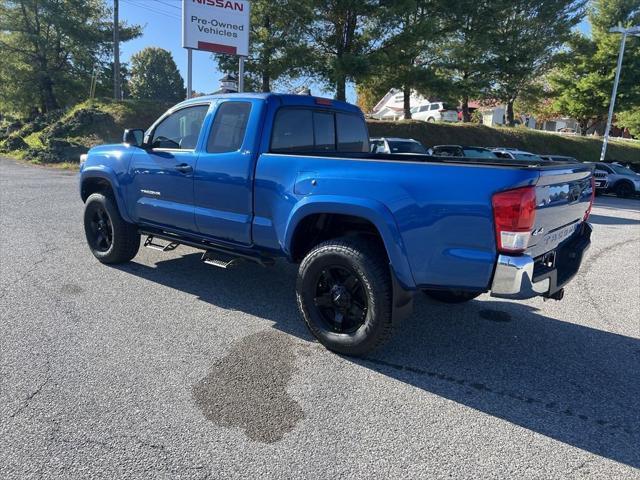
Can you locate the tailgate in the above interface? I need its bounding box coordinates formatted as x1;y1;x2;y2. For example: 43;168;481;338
528;165;593;258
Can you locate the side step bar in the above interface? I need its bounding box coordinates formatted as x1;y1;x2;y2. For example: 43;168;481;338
141;232;275;268
143;236;179;252
201;251;241;269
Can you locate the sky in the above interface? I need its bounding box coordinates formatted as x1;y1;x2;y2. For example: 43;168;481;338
118;0;356;102
118;0;591;105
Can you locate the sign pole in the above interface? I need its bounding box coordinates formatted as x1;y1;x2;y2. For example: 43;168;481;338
238;56;245;93
187;48;193;99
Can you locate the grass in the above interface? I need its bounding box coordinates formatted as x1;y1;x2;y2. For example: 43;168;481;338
1;98;172;164
367;120;640;164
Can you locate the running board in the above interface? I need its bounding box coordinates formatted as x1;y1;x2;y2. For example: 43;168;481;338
201;251;241;269
144;235;179;252
139;230;275;267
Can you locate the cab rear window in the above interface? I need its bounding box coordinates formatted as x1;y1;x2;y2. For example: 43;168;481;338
271;108;368;153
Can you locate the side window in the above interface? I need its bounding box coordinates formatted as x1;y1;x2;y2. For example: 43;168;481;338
429;104;438;111
419;105;429;112
207;102;252;153
336;113;369;152
271;109;314;152
313;111;335;151
151;104;209;150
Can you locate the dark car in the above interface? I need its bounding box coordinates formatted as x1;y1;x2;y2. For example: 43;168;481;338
430;145;498;158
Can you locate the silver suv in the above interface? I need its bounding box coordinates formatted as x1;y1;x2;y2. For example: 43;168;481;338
590;162;640;198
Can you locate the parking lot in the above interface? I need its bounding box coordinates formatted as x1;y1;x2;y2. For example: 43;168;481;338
1;156;639;479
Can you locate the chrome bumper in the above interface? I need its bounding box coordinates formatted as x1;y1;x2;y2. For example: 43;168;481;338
490;254;549;299
490;222;592;300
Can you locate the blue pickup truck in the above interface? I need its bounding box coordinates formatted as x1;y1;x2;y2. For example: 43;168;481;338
79;93;594;356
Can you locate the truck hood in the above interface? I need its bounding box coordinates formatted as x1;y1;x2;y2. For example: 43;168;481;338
82;143;136;172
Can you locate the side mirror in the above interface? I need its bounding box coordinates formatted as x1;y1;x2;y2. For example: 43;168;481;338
123;128;145;147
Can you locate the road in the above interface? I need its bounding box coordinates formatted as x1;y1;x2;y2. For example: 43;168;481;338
1;157;639;479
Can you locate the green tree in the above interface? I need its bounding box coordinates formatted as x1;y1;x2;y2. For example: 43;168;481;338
488;0;586;125
438;0;498;122
551;0;640;135
616;109;640;137
366;0;449;119
307;0;378;101
129;48;185;102
215;0;313;92
0;0;141;115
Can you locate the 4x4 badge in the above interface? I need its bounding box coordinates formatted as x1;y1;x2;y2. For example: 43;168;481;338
532;227;544;236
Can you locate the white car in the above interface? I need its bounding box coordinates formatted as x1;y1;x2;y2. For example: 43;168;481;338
410;102;459;123
370;137;427;154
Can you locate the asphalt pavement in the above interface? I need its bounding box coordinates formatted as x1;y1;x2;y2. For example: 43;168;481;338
1;157;639;479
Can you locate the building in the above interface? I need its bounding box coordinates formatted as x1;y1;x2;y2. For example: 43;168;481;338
371;88;430;120
213;74;238;94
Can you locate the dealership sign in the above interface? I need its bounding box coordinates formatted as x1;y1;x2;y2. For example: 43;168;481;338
182;0;250;56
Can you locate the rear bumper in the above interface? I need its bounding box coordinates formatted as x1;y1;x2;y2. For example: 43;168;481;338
490;222;592;299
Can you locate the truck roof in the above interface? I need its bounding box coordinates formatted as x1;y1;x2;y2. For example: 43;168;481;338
175;92;362;114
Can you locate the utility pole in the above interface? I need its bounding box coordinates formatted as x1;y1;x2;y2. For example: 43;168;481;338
113;0;121;100
599;25;640;162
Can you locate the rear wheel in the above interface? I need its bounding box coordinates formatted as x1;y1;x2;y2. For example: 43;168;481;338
423;289;481;303
427;117;436;123
296;237;392;357
84;193;140;264
615;182;634;198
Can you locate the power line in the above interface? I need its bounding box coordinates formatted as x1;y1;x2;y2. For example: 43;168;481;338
155;0;181;11
121;0;181;20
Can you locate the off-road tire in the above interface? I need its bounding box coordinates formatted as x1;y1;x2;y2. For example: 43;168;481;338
423;289;481;303
296;237;393;357
84;192;140;264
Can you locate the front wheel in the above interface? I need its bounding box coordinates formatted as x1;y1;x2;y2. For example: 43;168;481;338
296;237;393;357
84;193;140;264
615;182;634;199
423;289;481;303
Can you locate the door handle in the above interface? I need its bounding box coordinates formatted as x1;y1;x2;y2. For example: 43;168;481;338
175;163;193;174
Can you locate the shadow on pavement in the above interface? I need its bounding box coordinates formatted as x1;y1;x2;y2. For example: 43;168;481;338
116;253;640;468
594;195;640;212
588;213;640;225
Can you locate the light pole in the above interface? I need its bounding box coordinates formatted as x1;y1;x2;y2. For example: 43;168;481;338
599;25;640;162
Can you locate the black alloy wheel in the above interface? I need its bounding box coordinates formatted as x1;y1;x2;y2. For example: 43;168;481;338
313;265;368;334
88;206;113;252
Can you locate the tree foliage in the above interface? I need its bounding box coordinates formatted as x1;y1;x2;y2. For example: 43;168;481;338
488;0;586;126
129;48;185;102
306;0;379;101
215;0;313;93
364;0;450;119
0;0;141;116
551;0;640;134
438;0;498;121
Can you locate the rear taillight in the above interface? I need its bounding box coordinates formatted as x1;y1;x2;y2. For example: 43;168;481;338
584;176;595;221
492;186;537;254
438;108;446;112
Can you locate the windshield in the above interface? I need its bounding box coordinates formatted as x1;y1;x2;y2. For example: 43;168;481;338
463;148;498;158
388;141;427;154
610;164;637;176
